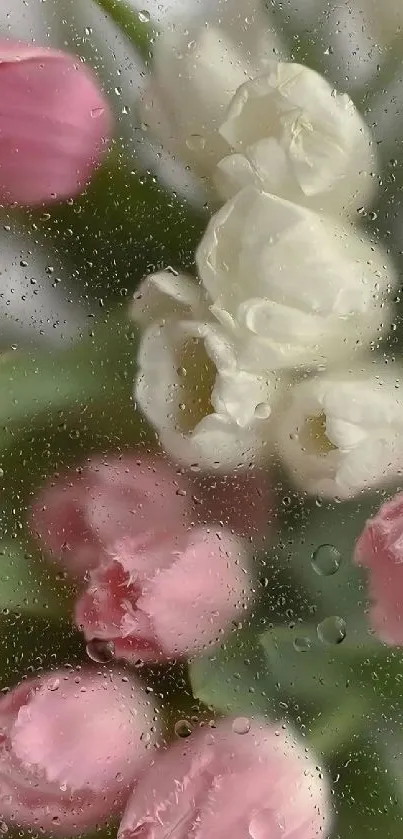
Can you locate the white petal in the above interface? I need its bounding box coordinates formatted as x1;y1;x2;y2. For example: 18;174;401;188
131;271;206;327
211;368;278;428
196;186;395;373
235;297;392;371
216;64;377;212
135;320;183;434
275;367;403;499
144;26;253;172
161;412;270;471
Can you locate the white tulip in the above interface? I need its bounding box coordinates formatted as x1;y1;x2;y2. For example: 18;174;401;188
139;4;285;177
214;62;377;214
275;365;403;499
196;186;395;372
132;270;284;471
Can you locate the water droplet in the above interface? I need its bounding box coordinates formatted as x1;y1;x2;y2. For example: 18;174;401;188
254;402;271;419
232;716;250;734
84;26;93;35
174;719;192;738
293;636;311;653
317;616;346;645
0;822;8;834
47;678;60;691
86;639;115;663
130;822;152;839
311;544;341;576
185;134;206;152
91;107;105;119
138;9;150;22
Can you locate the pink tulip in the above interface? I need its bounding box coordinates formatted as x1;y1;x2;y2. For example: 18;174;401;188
0;668;159;835
30;453;191;577
0;41;112;206
119;717;331;839
75;527;251;661
354;492;403;644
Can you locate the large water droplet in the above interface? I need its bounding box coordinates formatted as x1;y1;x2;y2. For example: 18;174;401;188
86;639;115;663
311;544;341;576
138;9;151;22
185;134;206;152
254;402;271;419
174;719;192;738
293;636;311;653
232;716;250;734
317;616;346;645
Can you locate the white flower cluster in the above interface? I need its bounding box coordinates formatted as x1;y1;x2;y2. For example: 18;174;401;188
132;16;401;500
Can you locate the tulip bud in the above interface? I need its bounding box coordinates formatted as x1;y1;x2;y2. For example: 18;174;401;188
119;717;331;839
355;492;403;645
0;40;112;205
215;63;376;215
275;366;403;499
29;453;191;577
196;186;394;374
0;668;159;835
139;6;283;178
75;527;251;661
132;271;283;471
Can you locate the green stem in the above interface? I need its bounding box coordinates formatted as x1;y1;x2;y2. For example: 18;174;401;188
92;0;157;63
307;696;369;757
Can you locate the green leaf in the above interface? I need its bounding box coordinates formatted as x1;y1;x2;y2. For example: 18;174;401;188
259;624;353;711
0;534;75;620
331;739;403;839
274;494;383;627
92;0;157;63
23;156;208;302
0;543;73;619
0;312;136;434
0;613;84;687
189;629;278;717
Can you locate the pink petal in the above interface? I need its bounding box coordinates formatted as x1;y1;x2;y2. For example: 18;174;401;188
0;40;113;205
354;491;403;645
0;669;159;835
119;719;330;839
138;528;251;657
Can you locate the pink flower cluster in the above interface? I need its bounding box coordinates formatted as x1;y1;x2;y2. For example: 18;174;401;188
30;452;270;661
0;40;112;206
9;450;331;839
355;491;403;645
0;667;331;837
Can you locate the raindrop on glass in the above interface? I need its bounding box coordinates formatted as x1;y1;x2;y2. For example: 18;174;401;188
293;636;311;652
317;616;346;645
311;544;341;576
86;639;115;663
232;716;251;734
185;134;206;152
254;402;271;419
174;719;192;738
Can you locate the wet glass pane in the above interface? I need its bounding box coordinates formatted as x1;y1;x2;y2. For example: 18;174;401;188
0;1;402;838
